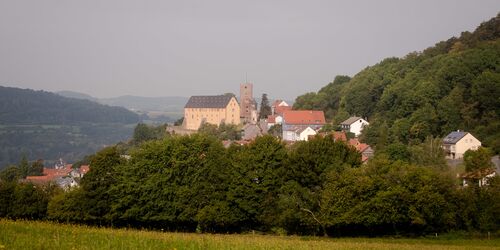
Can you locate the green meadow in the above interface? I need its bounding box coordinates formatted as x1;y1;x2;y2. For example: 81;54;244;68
0;220;498;250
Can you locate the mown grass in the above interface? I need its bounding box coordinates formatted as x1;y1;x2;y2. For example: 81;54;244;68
0;220;498;250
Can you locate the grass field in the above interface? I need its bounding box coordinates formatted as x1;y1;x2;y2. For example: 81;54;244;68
0;220;498;250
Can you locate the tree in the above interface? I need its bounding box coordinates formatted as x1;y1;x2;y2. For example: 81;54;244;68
268;124;282;138
29;160;44;176
463;147;493;173
132;123;168;145
79;146;125;224
18;155;30;178
409;136;447;169
0;165;20;182
174;117;184;126
259;94;271;120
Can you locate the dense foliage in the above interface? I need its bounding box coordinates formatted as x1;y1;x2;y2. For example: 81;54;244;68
293;14;500;152
1;133;499;236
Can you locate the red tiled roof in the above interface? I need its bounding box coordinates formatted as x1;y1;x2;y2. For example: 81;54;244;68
274;106;292;115
80;165;90;174
283;110;326;125
348;138;370;153
332;131;347;142
26;164;73;184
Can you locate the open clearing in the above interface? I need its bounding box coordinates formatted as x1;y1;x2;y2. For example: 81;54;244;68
0;220;498;250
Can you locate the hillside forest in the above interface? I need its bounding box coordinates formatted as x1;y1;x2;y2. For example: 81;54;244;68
294;14;500;154
0;86;140;168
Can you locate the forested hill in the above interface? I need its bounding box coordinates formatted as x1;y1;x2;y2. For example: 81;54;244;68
294;14;500;152
0;86;140;124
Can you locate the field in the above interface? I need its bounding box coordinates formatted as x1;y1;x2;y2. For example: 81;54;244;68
0;220;499;250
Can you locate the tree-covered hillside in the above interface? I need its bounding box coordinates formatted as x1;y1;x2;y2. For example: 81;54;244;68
0;86;140;124
0;86;141;169
294;14;500;152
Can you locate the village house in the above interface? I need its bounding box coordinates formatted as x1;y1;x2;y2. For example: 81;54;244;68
348;138;374;163
460;168;496;187
183;95;240;130
340;117;369;137
25;164;90;190
282;110;325;141
271;100;292;115
442;131;481;159
266;100;292;129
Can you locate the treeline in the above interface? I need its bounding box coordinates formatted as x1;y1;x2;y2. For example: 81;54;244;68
1;134;498;236
0;86;140;124
293;14;500;152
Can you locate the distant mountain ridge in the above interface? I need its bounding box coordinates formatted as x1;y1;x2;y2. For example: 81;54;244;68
57;91;188;113
0;86;140;124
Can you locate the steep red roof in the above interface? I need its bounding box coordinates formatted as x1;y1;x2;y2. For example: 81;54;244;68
274;105;292;115
283;110;326;125
348;138;370;153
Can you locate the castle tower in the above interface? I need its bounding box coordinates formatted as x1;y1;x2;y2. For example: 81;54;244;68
240;83;256;123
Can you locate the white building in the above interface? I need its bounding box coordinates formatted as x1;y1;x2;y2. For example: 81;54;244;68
340;117;369;137
442;131;481;159
283;126;317;141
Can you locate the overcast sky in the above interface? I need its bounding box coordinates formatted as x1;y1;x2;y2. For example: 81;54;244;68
0;1;498;100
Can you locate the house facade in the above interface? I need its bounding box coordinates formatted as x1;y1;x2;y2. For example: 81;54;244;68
282;110;325;141
340;117;369;136
442;131;481;159
184;95;241;130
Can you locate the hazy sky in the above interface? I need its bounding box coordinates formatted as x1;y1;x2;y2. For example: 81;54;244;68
0;1;498;100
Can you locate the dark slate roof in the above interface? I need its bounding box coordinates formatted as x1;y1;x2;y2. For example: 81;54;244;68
340;116;363;125
443;131;468;144
185;95;234;108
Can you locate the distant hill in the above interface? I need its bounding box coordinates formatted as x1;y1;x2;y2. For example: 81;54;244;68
293;14;500;152
57;91;188;113
99;95;188;113
57;90;98;102
1;86;140;124
0;86;141;169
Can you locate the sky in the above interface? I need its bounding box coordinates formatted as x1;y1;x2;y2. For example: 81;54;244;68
0;1;498;100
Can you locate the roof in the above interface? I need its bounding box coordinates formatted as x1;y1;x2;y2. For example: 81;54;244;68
185;95;234;109
341;117;363;125
332;131;347;142
80;165;90;174
272;100;289;107
348;138;371;153
295;126;314;134
26;164;73;184
274;105;292;115
443;131;468;144
283;110;326;125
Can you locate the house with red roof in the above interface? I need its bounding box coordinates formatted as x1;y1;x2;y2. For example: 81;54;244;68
282;110;325;141
348;138;374;163
26;164;91;189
